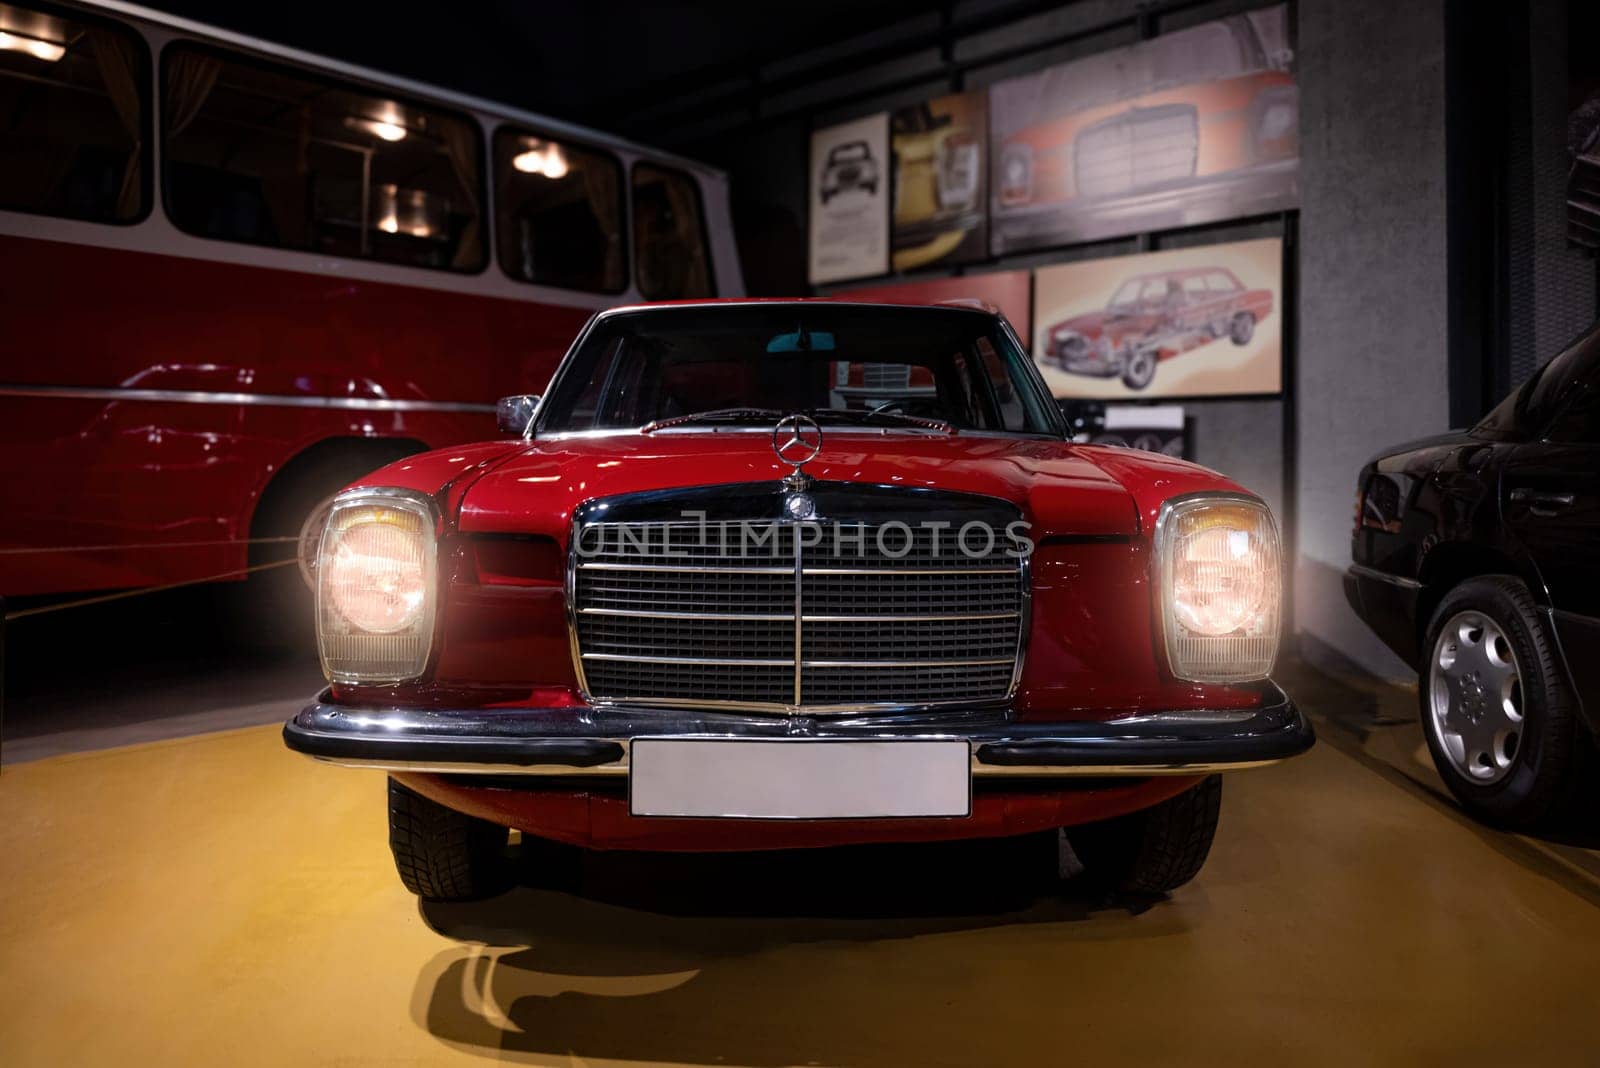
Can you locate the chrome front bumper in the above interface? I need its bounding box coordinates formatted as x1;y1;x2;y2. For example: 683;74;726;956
283;682;1312;777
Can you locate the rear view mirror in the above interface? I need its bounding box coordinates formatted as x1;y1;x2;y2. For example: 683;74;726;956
496;394;541;436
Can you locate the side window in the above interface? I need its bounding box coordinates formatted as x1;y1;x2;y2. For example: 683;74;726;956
0;3;148;222
1545;386;1600;444
632;163;713;300
494;128;624;293
162;45;485;272
1206;271;1239;293
1182;276;1209;297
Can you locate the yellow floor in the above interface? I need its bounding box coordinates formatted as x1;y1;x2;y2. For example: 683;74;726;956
2;721;1599;1066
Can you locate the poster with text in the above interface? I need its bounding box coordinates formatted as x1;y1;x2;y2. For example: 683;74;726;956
832;269;1031;341
1032;237;1283;400
891;89;988;271
989;5;1297;256
809;113;891;284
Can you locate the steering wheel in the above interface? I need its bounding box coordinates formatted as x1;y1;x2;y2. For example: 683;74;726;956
868;399;906;417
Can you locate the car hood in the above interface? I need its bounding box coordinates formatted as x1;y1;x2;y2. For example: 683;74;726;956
1364;428;1476;469
456;431;1156;539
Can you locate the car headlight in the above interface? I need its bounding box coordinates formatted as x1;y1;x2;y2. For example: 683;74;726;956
316;489;438;683
1156;494;1281;683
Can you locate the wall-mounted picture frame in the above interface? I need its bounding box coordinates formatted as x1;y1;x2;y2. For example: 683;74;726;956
1032;236;1284;400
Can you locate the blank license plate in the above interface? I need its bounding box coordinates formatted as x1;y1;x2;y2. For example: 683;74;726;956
629;739;971;819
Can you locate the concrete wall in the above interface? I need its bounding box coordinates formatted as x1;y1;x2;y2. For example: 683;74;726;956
1294;0;1450;679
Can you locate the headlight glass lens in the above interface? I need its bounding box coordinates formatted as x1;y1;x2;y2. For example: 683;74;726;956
317;494;437;683
1159;497;1280;683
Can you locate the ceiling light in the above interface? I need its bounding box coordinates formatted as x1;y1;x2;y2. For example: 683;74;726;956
0;29;65;62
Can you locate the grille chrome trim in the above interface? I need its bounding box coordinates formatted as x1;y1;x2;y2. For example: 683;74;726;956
567;484;1030;715
582;652;795;667
577;561;792;574
580;607;792;621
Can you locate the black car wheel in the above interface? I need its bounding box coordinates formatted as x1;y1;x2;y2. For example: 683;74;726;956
1121;348;1157;391
1420;576;1589;827
1229;312;1256;345
388;778;511;901
1067;775;1222;894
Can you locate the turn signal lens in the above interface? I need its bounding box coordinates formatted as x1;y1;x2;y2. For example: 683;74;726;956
316;492;437;683
1157;496;1281;683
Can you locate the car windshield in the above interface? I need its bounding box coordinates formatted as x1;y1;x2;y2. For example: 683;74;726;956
832;143;869;162
537;304;1061;436
1475;324;1600;439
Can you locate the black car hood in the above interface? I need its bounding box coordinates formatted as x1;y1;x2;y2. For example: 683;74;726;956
1365;428;1476;468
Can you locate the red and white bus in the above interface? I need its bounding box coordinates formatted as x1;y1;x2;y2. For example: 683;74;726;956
0;0;743;599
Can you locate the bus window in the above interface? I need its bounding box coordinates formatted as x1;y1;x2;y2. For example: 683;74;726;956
162;44;485;272
633;163;712;299
494;128;624;293
0;2;148;223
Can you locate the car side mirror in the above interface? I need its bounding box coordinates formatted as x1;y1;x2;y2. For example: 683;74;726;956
496;394;540;436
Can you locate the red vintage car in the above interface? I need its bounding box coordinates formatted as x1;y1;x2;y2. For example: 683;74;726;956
283;300;1311;902
1041;267;1274;390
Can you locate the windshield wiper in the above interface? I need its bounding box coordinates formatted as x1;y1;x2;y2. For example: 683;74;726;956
640;407;787;433
807;408;957;435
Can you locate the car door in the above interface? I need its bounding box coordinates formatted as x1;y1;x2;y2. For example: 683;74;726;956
1499;344;1600;713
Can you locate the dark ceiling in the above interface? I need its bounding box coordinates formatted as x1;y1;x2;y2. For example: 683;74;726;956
137;0;933;137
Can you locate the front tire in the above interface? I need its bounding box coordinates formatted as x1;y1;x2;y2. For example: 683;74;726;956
388;779;511;901
1121;347;1157;391
1229;312;1256;345
1420;576;1586;827
1068;776;1222;894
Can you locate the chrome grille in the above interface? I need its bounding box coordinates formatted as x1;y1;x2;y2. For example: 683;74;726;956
1074;103;1199;199
571;501;1026;713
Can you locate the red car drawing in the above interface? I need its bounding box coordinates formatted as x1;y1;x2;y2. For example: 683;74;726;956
1040;266;1273;390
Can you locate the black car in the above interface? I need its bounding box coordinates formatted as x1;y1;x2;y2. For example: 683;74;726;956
1346;324;1600;827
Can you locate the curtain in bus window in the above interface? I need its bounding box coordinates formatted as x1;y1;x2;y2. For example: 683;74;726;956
87;29;141;217
633;164;712;300
0;3;147;223
581;163;622;286
439;119;482;269
164;51;219;136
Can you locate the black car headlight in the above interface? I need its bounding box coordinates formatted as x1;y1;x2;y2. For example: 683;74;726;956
1156;494;1281;683
316;489;438;683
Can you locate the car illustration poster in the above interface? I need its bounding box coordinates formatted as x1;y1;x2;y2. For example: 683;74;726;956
831;269;1032;341
989;4;1297;255
809;113;891;284
1032;237;1283;400
891;89;988;271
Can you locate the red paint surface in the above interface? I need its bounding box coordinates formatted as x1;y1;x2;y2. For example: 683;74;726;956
0;234;590;596
397;772;1202;851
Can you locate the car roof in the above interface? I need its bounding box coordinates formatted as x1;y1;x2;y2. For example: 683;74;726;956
1122;267;1237;284
597;298;998;318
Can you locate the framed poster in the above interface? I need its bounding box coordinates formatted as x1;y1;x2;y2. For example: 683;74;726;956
989;5;1297;255
1033;237;1283;400
808;113;891;285
832;269;1031;341
891;89;988;272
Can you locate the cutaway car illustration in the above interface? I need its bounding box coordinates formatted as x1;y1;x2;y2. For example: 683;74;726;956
1041;266;1273;390
1346;322;1600;828
819;140;879;203
284;300;1312;903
